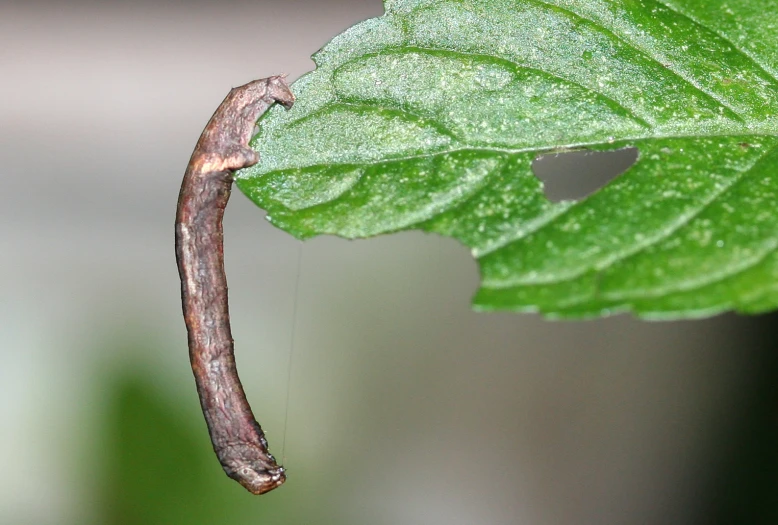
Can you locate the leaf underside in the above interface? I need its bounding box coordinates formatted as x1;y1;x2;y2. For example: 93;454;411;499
237;0;778;319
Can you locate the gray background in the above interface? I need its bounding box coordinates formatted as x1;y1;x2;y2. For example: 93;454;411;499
1;1;775;524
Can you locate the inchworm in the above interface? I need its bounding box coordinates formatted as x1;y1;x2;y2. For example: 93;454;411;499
175;76;294;495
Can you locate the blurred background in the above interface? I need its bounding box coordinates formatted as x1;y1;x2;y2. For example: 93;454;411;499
2;1;778;524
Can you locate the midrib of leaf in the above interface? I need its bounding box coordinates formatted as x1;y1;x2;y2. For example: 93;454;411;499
238;0;778;318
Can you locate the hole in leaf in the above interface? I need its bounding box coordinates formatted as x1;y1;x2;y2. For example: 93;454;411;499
532;147;638;202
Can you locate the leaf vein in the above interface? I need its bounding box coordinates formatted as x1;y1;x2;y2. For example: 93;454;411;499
481;139;778;288
529;0;746;122
386;45;654;129
655;0;778;84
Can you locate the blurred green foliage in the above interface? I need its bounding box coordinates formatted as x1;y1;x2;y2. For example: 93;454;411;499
98;374;283;525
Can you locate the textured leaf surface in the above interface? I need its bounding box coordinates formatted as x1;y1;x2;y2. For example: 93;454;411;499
237;0;778;318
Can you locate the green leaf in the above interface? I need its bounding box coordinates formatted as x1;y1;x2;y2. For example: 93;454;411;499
237;0;778;319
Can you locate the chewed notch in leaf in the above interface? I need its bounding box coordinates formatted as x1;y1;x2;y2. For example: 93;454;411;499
532;147;638;202
237;0;778;319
